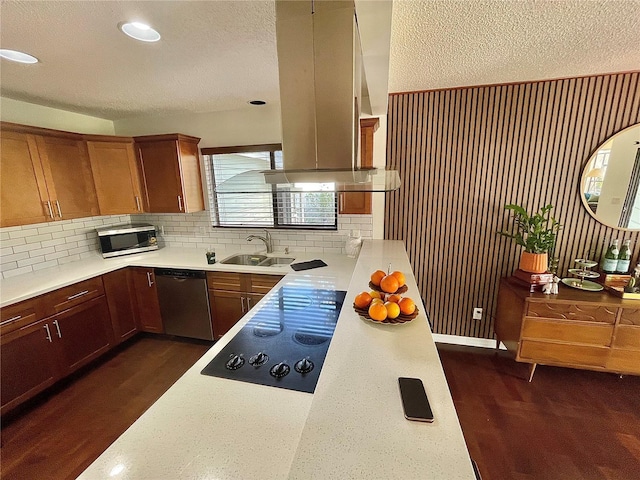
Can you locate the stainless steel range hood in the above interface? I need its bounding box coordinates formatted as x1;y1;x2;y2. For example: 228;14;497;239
215;0;400;194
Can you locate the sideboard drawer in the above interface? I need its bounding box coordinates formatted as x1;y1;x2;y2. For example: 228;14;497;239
607;348;640;374
619;308;640;327
526;302;617;324
612;325;640;350
0;297;45;335
519;340;609;367
522;318;614;346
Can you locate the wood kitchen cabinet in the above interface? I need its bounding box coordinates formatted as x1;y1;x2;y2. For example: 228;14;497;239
338;117;379;215
130;267;163;334
103;268;139;343
134;134;205;213
85;136;144;215
206;272;282;339
0;122;99;227
495;278;640;381
0;276;114;415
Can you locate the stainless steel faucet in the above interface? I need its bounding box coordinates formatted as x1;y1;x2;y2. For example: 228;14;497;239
246;229;273;253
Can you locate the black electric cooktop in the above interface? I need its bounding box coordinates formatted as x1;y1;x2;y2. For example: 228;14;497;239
201;286;346;393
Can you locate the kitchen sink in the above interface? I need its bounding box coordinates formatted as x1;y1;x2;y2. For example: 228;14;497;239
258;257;295;267
220;254;267;266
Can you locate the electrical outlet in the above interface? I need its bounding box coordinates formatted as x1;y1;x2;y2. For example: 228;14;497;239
472;307;483;320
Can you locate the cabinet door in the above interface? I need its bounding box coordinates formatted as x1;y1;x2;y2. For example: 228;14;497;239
209;290;244;340
130;267;163;333
339;190;371;215
136;140;184;213
0;130;52;227
36;134;99;220
1;318;59;415
103;269;138;343
86;139;144;215
48;296;113;376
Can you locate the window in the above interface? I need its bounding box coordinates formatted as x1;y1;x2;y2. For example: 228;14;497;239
203;145;337;230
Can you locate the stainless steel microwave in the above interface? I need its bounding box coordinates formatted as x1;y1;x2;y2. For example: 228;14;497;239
96;223;158;258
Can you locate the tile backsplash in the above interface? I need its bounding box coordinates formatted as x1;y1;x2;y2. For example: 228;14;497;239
0;213;372;278
0;215;130;279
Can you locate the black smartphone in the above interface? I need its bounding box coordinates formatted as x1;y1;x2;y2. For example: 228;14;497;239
398;377;434;423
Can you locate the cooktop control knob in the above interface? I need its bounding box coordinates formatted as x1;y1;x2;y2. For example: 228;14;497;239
294;358;314;374
249;352;269;367
270;362;290;378
226;354;245;370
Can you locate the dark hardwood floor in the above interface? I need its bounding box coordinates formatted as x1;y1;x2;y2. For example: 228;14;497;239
0;334;211;480
437;343;640;480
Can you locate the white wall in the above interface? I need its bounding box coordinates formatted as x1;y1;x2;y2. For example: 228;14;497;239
113;105;282;148
0;97;115;134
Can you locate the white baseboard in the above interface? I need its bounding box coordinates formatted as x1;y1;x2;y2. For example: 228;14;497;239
433;333;507;350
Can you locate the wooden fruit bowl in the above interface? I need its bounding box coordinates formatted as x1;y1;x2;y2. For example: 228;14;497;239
368;281;408;295
353;304;419;325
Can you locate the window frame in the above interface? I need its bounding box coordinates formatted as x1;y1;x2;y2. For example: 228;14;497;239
203;144;338;231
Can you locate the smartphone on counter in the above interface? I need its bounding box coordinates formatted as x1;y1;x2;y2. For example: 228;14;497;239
398;377;434;423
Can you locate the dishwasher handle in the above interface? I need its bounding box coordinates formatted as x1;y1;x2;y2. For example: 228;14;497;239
154;268;206;280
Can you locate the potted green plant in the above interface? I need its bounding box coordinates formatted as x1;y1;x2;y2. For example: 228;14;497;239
497;203;562;273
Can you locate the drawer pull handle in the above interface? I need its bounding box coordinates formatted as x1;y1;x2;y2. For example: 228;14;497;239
44;324;53;343
53;320;62;338
135;195;142;212
1;315;22;326
147;272;154;287
55;200;63;218
177;195;183;212
67;290;89;300
240;296;246;313
247;297;252;310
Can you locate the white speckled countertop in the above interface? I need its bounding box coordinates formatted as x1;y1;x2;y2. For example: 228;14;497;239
1;241;473;479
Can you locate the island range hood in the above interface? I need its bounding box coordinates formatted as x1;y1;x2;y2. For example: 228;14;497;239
215;0;400;195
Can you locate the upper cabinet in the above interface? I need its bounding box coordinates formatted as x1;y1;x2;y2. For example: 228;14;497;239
338;117;379;215
85;136;144;215
134;134;205;213
0;122;99;227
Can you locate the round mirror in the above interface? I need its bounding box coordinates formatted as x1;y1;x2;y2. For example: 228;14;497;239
580;123;640;230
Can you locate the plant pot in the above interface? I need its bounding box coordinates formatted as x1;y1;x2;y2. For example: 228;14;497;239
519;252;548;274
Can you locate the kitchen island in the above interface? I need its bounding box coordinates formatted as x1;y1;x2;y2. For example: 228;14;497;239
4;240;474;479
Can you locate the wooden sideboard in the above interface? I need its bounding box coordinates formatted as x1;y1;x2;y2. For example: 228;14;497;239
494;277;640;381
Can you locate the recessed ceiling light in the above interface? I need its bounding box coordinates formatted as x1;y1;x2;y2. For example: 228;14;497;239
249;100;267;105
119;22;161;42
0;49;39;64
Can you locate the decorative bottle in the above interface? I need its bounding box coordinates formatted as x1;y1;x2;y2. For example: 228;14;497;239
616;239;631;274
601;239;619;273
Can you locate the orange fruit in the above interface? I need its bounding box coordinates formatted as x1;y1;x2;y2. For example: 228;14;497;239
368;302;388;321
398;297;416;315
387;294;402;304
390;271;406;287
354;291;372;309
384;301;400;319
370;270;386;286
380;275;399;293
369;290;382;300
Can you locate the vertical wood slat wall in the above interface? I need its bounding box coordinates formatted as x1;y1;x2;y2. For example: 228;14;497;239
385;72;640;339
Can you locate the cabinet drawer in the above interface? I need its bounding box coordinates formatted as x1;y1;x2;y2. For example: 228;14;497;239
1;297;45;335
522;318;614;346
526;302;616;324
607;348;640;374
207;272;243;292
612;325;640;350
249;274;283;295
619;308;640;327
519;340;609;367
43;276;105;314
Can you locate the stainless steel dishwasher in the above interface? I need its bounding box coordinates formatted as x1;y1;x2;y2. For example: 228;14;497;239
154;268;214;341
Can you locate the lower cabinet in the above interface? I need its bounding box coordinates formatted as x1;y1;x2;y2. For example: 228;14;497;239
103;268;138;343
0;318;59;415
130;267;163;333
49;296;114;376
207;272;282;340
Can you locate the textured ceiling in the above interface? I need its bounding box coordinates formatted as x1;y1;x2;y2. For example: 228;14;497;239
389;0;640;93
1;0;639;120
